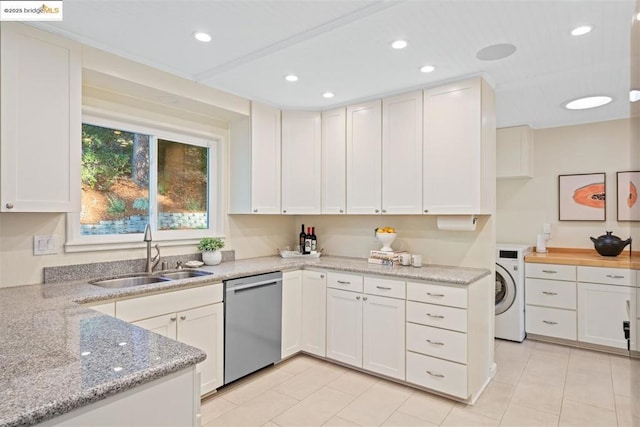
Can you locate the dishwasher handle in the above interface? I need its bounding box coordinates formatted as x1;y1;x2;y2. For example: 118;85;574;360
227;277;282;293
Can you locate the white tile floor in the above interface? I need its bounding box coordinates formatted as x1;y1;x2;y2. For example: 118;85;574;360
201;340;640;426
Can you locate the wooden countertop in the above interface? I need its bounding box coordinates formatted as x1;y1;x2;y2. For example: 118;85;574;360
525;247;640;269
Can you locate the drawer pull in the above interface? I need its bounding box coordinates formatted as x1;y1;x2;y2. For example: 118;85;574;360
542;320;558;325
541;270;557;274
542;291;558;296
337;280;351;285
170;316;177;321
426;313;444;319
606;274;625;279
376;286;392;290
426;370;445;378
426;292;445;297
180;315;187;321
426;339;445;346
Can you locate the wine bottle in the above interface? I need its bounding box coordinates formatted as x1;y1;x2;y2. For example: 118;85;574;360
299;224;306;254
304;227;312;254
311;226;317;253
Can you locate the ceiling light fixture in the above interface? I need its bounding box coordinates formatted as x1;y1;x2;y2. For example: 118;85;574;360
476;43;516;61
322;92;335;99
284;74;298;82
391;40;408;49
630;90;640;102
193;32;212;42
564;95;612;110
571;25;592;36
420;65;436;73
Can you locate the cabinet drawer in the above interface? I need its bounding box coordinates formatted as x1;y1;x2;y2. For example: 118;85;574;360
117;283;223;322
406;301;467;332
364;277;405;299
577;266;636;286
406;323;467;364
526;263;576;281
406;282;467;309
406;351;467;398
525;305;576;340
525;278;576;309
327;272;363;292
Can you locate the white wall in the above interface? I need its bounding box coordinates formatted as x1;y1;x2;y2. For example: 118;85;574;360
293;215;495;271
0;213;294;287
497;118;636;248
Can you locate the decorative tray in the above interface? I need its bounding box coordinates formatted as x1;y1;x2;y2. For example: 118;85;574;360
279;250;322;258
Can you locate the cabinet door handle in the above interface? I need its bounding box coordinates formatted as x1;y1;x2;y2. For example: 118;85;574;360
542;291;558;296
606;274;625;279
180;315;187;321
337;280;351;285
5;203;14;209
382;209;387;213
320;274;325;279
542;320;558;325
427;292;445;297
253;209;258;213
376;286;391;290
170;316;177;321
339;209;344;213
363;296;368;301
426;339;445;346
356;296;361;300
426;370;445;378
424;209;429;213
374;209;380;213
426;313;444;319
282;210;287;213
541;270;557;274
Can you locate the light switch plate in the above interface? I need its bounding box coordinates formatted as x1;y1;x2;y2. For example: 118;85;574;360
34;235;57;255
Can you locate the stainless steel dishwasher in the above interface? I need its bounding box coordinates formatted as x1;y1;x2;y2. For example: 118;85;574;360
224;271;282;385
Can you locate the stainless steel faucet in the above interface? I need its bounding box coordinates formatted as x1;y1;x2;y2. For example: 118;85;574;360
143;224;161;273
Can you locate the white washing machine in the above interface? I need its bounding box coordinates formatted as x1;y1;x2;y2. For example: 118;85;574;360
495;244;532;342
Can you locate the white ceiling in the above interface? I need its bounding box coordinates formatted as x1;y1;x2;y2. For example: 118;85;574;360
36;0;636;129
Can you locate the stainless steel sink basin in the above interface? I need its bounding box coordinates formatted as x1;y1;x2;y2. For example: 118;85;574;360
160;270;213;280
90;275;172;289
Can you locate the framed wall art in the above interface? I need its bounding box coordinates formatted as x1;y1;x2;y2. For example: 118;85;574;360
617;171;640;221
558;173;606;221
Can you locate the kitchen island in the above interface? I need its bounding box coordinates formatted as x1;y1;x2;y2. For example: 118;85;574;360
0;255;490;426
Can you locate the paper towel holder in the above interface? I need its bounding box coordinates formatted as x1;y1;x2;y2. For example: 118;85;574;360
436;215;478;231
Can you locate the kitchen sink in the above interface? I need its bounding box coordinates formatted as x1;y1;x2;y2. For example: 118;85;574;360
159;270;213;280
90;270;213;288
90;275;172;289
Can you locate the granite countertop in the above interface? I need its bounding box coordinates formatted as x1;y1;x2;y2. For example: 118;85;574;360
525;248;640;269
0;255;489;426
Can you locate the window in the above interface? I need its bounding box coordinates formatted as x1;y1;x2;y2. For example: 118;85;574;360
66;113;223;251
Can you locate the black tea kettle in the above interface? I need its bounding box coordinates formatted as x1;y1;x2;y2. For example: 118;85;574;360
590;231;632;257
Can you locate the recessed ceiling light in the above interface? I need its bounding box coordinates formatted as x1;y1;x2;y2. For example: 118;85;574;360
284;74;298;82
630;90;640;102
391;40;408;49
80;351;91;356
476;43;516;61
564;96;612;110
420;65;436;73
571;25;592;36
322;92;335;99
193;32;211;42
113;367;123;372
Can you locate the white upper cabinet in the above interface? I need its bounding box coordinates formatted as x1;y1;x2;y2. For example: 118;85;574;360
346;100;382;214
1;23;81;212
423;77;495;215
496;125;534;179
321;108;347;214
229;101;281;214
281;110;321;214
382;91;423;214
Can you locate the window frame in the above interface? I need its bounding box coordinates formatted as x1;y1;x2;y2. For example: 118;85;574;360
65;109;225;253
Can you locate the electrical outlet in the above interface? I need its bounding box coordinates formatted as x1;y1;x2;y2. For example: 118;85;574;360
34;235;57;255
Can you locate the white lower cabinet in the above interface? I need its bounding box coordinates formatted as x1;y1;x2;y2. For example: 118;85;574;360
326;273;406;380
525;305;577;340
577;282;635;349
282;270;303;358
117;284;224;396
404;277;492;402
301;270;327;357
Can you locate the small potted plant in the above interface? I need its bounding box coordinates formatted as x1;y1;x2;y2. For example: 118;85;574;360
198;237;225;266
